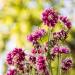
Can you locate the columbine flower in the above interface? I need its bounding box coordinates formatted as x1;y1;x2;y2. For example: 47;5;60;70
42;8;58;27
6;48;26;65
61;58;72;71
60;16;72;29
6;68;17;75
36;55;46;71
27;29;46;42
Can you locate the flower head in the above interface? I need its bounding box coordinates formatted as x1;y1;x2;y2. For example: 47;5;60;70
52;46;70;54
61;58;73;71
42;8;58;27
6;48;26;65
53;30;68;40
6;68;17;75
36;56;46;71
27;29;46;42
60;16;72;29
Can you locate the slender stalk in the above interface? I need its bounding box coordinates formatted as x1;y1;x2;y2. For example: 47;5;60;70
57;53;61;75
47;27;53;75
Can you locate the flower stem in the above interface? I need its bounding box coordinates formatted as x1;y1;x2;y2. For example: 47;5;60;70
47;27;53;75
57;53;61;75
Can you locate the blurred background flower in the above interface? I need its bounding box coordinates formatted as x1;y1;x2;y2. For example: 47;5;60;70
0;0;75;75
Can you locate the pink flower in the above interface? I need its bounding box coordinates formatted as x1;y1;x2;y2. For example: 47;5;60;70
7;68;17;75
6;48;26;65
27;29;46;42
42;8;58;27
53;30;68;40
52;46;70;54
60;16;72;29
36;56;46;71
61;58;72;71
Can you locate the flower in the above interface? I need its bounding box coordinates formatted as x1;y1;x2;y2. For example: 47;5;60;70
27;29;46;42
6;52;13;65
53;30;68;40
42;8;58;27
6;68;17;75
60;16;72;29
52;46;70;54
60;47;70;54
61;58;72;71
36;56;46;71
6;48;26;65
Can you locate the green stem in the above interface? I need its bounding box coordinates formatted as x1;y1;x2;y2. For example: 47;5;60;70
57;53;61;75
47;28;53;75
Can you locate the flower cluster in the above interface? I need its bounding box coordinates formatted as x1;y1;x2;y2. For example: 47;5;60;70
6;48;26;75
42;8;58;27
52;46;70;55
36;56;46;71
27;29;46;42
6;8;73;75
61;58;72;70
42;8;72;29
53;30;68;40
60;16;72;29
7;69;17;75
6;48;26;65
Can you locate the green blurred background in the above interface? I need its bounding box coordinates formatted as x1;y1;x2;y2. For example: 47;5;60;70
0;0;75;75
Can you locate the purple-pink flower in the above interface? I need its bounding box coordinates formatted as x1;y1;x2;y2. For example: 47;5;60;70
53;30;68;40
27;29;46;42
52;46;70;54
60;16;72;29
6;68;17;75
36;56;46;71
42;8;58;27
61;58;72;71
6;48;26;65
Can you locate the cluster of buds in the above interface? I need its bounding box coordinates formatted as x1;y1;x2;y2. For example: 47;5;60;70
6;8;73;75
